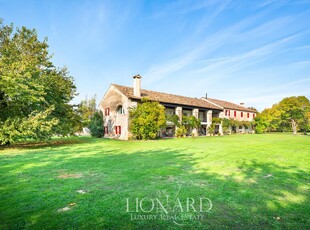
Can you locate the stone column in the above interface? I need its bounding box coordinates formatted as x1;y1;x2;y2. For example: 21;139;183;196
175;107;182;123
219;123;223;135
175;107;182;133
207;110;212;136
219;111;224;136
192;108;199;118
207;110;212;126
192;108;199;137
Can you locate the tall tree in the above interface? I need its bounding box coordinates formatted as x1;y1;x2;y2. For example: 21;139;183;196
254;96;310;134
88;111;104;138
129;98;166;140
78;95;97;127
277;96;310;134
0;20;81;145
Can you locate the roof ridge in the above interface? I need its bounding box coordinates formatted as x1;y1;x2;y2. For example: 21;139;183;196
112;84;251;110
113;83;211;102
207;97;256;112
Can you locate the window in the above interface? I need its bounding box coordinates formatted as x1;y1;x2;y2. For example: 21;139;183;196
182;110;191;117
104;126;108;135
234;111;236;117
115;126;121;135
105;108;110;116
166;108;175;116
241;112;243;117
253;113;255;118
228;110;230;116
117;105;124;114
247;113;250;118
225;110;228;116
199;111;204;120
239;126;242;129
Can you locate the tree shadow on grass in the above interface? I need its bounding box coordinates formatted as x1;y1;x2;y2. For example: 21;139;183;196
0;144;309;229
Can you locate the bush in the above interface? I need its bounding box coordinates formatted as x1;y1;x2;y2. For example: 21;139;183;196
88;111;104;137
207;125;215;135
175;126;187;137
129;99;166;140
255;125;265;134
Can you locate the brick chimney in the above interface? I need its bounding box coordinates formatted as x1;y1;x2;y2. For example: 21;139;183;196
133;74;141;97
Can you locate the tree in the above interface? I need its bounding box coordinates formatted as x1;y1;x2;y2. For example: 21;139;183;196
222;118;231;133
78;95;97;127
277;96;310;134
88;111;104;137
188;116;201;137
129;98;166;140
166;114;180;127
0;20;81;145
167;114;200;137
254;96;310;134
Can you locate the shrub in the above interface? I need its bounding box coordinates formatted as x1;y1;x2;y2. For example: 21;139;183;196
129;98;166;140
207;125;215;135
175;126;187;137
88;111;104;137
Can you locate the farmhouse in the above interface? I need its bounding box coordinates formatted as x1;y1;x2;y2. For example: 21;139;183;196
99;75;257;140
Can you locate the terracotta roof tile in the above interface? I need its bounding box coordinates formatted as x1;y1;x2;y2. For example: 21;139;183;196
113;84;222;110
206;98;256;112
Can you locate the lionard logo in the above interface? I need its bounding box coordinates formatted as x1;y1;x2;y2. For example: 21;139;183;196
125;187;213;226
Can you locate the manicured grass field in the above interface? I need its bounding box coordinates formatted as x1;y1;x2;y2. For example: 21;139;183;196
0;134;309;229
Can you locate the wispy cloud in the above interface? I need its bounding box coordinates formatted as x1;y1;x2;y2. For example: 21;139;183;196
193;0;232;34
257;0;282;9
151;0;221;18
190;31;306;79
143;9;301;87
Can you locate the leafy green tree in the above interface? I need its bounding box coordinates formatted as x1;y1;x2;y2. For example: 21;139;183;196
254;108;278;133
207;125;215;135
167;114;200;137
254;115;269;134
254;96;310;134
181;116;190;134
166;114;180;127
277;96;310;134
222;118;231;133
78;95;97;126
88;111;104;137
188;116;201;137
129;98;166;140
0;20;81;145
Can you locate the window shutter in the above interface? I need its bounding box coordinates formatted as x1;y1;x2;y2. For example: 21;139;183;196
105;108;110;116
241;112;243;117
247;113;249;118
234;111;236;117
115;126;121;135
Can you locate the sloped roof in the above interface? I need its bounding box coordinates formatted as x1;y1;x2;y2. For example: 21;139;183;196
112;84;222;110
206;98;256;112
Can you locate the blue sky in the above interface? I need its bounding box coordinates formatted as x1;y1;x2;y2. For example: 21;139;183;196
1;0;310;111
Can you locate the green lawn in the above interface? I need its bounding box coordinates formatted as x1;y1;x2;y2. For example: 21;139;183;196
0;134;309;229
